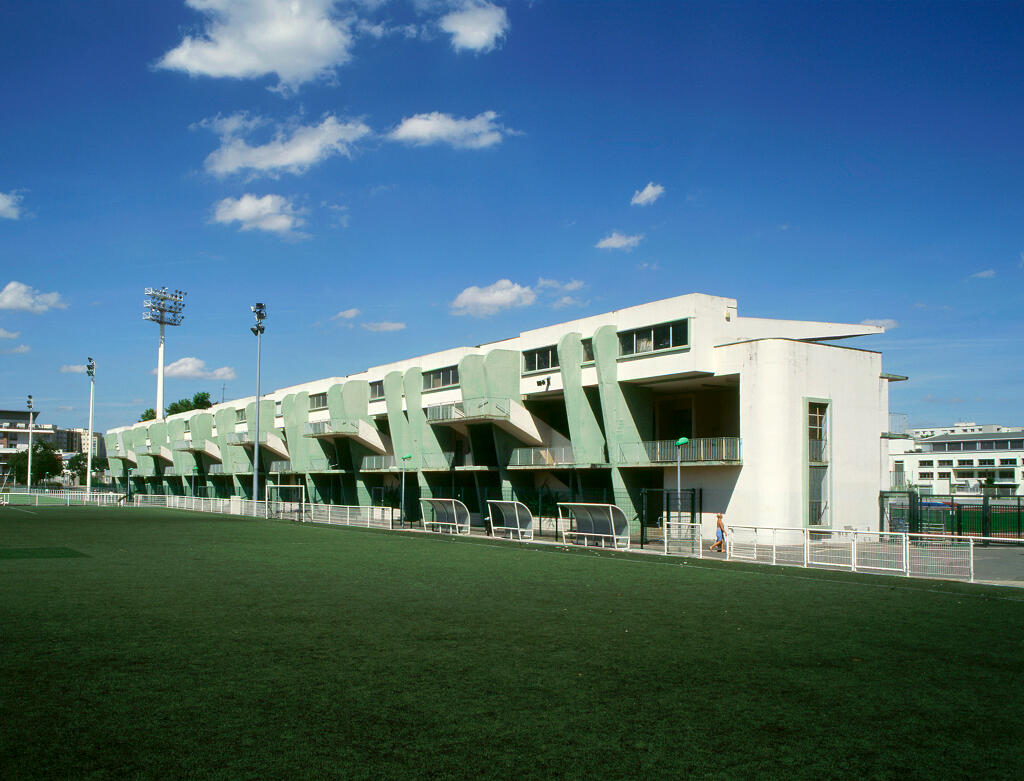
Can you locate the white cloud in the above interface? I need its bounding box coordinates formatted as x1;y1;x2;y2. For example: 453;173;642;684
631;182;664;206
440;2;509;52
637;261;659;271
451;279;536;317
211;194;306;237
861;318;899;330
156;357;237;380
157;0;353;90
0;327;20;339
0;281;67;313
361;321;406;332
0;344;30;355
537;278;583;292
202;114;370;177
595;231;643;251
552;295;584;309
388;111;512;149
332;308;360;320
60;364;87;373
970;269;995;279
0;191;23;220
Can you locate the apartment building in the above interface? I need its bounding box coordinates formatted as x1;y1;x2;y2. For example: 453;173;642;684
0;409;52;483
890;430;1023;497
105;293;899;533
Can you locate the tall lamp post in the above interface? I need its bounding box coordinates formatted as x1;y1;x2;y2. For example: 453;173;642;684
143;287;186;420
399;453;413;526
674;436;689;524
250;303;266;503
86;358;96;500
26;395;33;490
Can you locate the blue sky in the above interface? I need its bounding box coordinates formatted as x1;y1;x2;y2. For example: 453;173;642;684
1;1;1022;433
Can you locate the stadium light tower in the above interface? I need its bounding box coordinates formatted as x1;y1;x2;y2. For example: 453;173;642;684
143;287;186;421
250;303;266;502
26;395;33;490
86;358;96;500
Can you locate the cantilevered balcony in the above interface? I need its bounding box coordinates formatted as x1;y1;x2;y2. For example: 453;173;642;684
173;438;222;462
618;437;742;465
303;419;389;454
135;443;174;463
360;454;397;471
508;446;582;468
269;460;294;473
226;430;289;459
425;396;545;446
208;464;227;475
111;450;137;466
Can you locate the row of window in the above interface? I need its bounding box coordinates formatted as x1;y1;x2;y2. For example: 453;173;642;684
919;471;1016;480
919;458;1016;467
926;439;1024;452
619;320;688;357
423;365;459;391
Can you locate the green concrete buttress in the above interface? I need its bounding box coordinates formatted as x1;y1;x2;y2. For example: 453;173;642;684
557;333;607;463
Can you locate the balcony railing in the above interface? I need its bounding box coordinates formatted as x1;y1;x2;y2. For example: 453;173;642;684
808;439;827;463
208;464;227;475
889;412;908;435
890;471;911;490
269;460;293;473
425;397;511;424
304;420;359;437
508;446;577;467
618;437;741;464
226;431;266;446
361;454;396;470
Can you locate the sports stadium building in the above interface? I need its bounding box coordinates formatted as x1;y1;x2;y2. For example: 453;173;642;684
105;293;900;534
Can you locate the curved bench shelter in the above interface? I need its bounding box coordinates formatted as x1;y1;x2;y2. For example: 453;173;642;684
486;500;534;541
419;498;472;535
558;503;630;550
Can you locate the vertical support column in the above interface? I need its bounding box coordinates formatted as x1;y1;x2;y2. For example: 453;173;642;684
156;322;165;420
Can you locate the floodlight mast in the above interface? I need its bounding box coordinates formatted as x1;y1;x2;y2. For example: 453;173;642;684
143;287;186;421
26;395;33;490
250;303;266;503
86;358;96;500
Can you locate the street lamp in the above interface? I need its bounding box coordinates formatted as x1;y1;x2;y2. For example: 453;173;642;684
399;453;413;526
86;358;95;500
143;287;186;421
191;465;198;497
26;395;33;490
675;436;690;524
250;303;266;503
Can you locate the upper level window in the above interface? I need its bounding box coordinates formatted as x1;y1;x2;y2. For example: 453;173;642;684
938;459;953;467
918;459;933;467
183;420;190;433
523;345;559;374
1000;459;1017;466
618;319;688;357
309;393;328;411
275;401;283;417
581;338;595;362
369;380;384;400
423;365;459;391
808;402;828;442
235;409;246;423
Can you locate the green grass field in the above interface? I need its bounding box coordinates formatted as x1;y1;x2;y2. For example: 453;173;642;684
2;507;1022;779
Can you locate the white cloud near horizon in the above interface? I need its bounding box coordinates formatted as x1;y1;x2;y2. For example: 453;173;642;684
61;364;87;373
0;281;67;313
0;327;20;339
211;194;306;237
388;111;512;149
155;357;237;380
451;279;536;317
361;321;406;332
0;191;24;219
202;113;370;177
631;182;664;206
0;344;30;355
440;2;509;52
861;318;899;330
970;269;995;279
595;231;643;250
157;0;353;90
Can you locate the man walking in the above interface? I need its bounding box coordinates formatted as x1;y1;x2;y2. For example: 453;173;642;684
709;513;726;553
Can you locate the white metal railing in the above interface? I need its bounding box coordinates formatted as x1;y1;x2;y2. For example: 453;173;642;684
269;460;293;473
663;521;703;557
425;397;511;423
718;525;979;581
226;431;267;445
618;437;741;463
130;494;394;528
889;412;908;435
1;490;123;507
304;420;358;437
361;454;396;470
306;503;394;529
508;446;577;467
208;464;227;475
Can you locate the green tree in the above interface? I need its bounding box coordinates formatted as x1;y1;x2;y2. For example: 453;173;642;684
66;454;109;482
164;391;212;417
139;408;156;422
7;440;64;485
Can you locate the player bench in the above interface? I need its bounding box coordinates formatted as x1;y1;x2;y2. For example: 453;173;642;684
486;500;534;541
419;498;472;535
558;503;630;550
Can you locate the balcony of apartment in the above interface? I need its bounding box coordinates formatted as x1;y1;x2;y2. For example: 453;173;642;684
163;468;180;477
808;438;828;463
303;419;389;454
110;449;138;466
269;460;294;473
508;446;599;469
360;454;397;471
172;438;222;462
882;412;913;440
208;464;227;475
617;437;742;466
135;442;175;463
225;430;289;460
425;396;545;446
890;471;912;490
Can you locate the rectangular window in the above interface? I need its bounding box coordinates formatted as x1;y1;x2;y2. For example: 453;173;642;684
918;472;933;479
422;365;459;391
938;460;953;467
369;380;384;400
183;420;190;433
999;470;1015;479
1012;440;1024;449
918;460;933;467
235;409;246;423
1000;459;1017;466
980;440;995;450
978;459;995;466
957;460;974;466
955;470;973;478
581;338;594;362
938;472;951;479
808;402;827;442
523;346;559;374
617;319;688;357
309;393;328;411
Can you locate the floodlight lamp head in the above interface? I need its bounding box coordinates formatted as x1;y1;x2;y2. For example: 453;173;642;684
675;437;690;447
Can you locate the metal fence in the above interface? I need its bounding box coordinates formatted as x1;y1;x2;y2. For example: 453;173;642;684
618;437;741;463
1;490;124;507
664;521;703;557
880;491;1024;539
131;493;394;527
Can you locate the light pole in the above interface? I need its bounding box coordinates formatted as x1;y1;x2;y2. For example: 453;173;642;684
399;453;413;526
26;395;33;490
143;287;186;420
191;465;197;497
250;303;266;503
86;358;95;500
675;436;689;524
